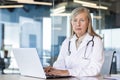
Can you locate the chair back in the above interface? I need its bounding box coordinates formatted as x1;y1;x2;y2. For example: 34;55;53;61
100;50;116;75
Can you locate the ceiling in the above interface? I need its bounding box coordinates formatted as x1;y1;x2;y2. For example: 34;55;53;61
0;0;116;6
0;0;119;14
0;0;64;5
0;0;18;5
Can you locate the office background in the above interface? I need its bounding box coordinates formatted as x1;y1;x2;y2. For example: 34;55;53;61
0;0;120;74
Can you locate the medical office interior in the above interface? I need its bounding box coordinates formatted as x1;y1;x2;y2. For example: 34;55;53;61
0;0;120;75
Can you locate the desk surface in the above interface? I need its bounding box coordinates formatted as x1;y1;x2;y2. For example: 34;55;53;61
0;74;120;80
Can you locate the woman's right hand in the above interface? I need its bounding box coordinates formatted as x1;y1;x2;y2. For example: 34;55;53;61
44;66;54;73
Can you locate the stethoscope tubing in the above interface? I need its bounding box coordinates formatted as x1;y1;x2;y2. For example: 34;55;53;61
68;36;94;58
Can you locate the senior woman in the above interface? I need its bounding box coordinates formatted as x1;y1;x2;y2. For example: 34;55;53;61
44;7;104;77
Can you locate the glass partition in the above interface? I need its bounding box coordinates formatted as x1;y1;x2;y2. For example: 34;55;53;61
0;0;120;74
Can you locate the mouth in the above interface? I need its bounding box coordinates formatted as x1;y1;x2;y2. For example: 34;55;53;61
76;28;81;30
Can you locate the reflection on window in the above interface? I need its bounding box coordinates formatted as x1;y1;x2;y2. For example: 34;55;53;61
43;17;51;67
29;34;37;48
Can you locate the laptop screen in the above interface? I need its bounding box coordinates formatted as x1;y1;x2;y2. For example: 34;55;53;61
13;48;46;79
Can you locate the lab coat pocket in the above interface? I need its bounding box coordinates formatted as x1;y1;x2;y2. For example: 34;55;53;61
80;58;90;68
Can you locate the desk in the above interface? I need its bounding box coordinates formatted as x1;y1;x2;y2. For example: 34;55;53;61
0;74;120;80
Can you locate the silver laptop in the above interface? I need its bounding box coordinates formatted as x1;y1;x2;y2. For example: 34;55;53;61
13;48;46;79
13;48;71;79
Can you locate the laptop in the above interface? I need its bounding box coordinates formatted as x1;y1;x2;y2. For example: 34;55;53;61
13;48;71;79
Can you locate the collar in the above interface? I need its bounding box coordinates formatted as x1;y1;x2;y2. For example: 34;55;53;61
70;33;92;42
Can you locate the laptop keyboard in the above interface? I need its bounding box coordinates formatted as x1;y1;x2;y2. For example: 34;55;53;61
46;75;72;79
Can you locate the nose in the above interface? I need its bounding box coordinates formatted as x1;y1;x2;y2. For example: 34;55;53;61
76;20;80;26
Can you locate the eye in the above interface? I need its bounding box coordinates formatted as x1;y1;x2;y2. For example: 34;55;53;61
79;19;85;22
73;19;77;22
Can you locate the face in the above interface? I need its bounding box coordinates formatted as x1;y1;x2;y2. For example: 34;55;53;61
71;12;89;38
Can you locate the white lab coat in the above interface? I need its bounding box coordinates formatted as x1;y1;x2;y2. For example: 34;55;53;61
53;33;104;77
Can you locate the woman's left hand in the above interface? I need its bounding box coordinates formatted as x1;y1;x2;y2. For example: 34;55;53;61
47;69;69;76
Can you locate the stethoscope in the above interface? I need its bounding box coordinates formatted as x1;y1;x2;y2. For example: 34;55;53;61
68;36;94;58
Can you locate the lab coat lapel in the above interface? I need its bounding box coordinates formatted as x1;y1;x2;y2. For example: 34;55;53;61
70;35;78;53
77;33;92;51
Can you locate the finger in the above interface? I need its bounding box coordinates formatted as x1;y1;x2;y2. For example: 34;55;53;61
45;66;53;73
47;70;60;76
44;66;51;72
